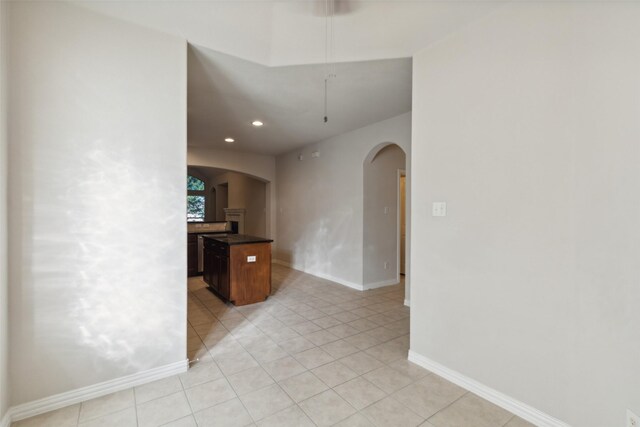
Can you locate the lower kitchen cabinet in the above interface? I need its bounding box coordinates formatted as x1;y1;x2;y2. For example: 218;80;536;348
202;235;272;306
187;234;198;277
203;243;229;299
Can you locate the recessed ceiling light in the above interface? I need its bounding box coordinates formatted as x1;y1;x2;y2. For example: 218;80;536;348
252;120;264;127
224;138;235;143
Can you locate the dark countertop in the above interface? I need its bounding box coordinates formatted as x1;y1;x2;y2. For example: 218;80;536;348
188;221;230;234
188;230;230;235
202;234;273;246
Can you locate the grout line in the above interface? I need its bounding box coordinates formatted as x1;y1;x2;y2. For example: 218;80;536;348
185;270;409;426
503;414;517;426
131;382;139;427
426;390;470;423
177;368;196;422
75;400;82;427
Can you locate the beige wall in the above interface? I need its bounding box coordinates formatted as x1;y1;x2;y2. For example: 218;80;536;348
211;171;267;237
216;183;228;222
242;176;267;237
8;2;187;406
0;0;9;421
411;2;640;426
188;148;275;239
276;113;411;295
363;145;406;287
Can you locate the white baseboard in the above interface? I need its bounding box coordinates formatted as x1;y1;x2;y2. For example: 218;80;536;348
363;278;398;290
273;259;364;291
404;299;410;307
407;350;569;427
9;359;188;423
0;410;11;427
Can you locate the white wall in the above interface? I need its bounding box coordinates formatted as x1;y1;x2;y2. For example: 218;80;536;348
0;0;10;421
411;3;640;426
276;113;411;293
363;145;406;287
8;2;187;406
188;148;275;239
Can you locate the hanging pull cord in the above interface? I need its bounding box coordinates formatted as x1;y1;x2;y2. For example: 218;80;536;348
323;0;329;123
324;78;328;123
323;0;336;124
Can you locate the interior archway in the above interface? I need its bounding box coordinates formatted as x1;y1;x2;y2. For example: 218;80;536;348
362;143;407;290
187;165;268;236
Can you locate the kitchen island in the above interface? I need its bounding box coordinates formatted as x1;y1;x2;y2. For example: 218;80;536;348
187;221;230;277
202;234;273;306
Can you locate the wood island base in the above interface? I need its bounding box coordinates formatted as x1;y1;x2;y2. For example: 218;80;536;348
202;235;272;306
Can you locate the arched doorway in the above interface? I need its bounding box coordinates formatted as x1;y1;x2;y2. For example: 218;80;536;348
363;143;407;290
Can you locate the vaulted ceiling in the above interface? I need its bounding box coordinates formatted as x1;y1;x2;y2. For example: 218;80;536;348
187;46;411;154
71;1;508;154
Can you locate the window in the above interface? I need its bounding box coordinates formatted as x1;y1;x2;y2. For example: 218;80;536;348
187;175;206;221
187;175;205;191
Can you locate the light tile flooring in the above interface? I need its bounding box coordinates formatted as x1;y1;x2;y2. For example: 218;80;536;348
14;265;534;427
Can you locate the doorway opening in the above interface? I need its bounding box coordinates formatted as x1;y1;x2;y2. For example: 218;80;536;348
399;171;406;277
363;143;407;290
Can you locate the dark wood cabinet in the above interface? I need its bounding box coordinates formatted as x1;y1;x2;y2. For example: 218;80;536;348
203;239;230;299
229;243;270;305
187;234;198;277
202;244;212;285
202;236;271;306
217;251;230;299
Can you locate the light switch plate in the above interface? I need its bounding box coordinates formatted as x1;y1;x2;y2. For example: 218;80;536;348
628;410;639;427
432;202;447;217
247;256;256;263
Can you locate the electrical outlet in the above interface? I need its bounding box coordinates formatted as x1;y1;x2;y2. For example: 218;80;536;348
628;410;639;427
432;202;447;217
384;262;388;270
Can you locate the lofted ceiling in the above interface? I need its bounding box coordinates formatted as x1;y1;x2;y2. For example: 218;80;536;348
188;46;411;155
71;0;508;155
72;0;507;67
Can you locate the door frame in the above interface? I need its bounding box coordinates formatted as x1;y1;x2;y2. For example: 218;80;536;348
397;169;406;283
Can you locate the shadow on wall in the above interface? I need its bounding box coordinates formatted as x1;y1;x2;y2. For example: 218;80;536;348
363;143;406;289
288;207;357;285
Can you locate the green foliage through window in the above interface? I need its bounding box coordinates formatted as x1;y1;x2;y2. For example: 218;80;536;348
187;195;205;222
187;175;205;191
187;174;206;221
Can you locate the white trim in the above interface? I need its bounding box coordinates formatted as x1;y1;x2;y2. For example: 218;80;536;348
407;350;569;427
363;278;399;290
0;410;11;427
404;299;410;307
397;169;406;281
272;259;364;291
9;359;188;422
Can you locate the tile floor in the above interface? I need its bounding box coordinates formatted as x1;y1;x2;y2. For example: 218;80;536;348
13;265;535;427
